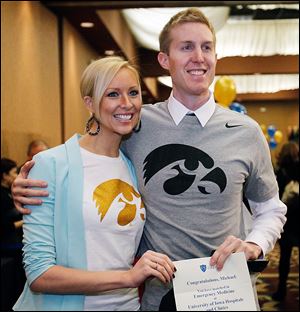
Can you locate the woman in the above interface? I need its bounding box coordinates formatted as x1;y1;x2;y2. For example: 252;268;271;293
13;56;175;311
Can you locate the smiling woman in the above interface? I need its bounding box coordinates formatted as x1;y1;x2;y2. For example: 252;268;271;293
12;56;176;311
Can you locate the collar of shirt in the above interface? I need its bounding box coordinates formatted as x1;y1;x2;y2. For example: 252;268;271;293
167;91;216;126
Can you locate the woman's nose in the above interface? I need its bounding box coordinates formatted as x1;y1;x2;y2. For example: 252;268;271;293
120;94;133;108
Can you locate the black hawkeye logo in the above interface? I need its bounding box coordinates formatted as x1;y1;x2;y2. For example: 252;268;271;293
143;144;227;196
225;122;242;128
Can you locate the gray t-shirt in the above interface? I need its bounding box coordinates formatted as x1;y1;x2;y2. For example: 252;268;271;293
121;101;278;310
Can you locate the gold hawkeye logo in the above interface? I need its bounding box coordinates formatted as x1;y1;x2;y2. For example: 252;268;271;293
93;179;145;226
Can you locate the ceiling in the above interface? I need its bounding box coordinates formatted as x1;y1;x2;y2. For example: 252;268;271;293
40;1;299;103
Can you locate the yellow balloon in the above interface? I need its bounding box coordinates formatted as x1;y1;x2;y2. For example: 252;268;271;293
214;76;237;107
260;124;267;134
274;130;283;143
264;133;270;142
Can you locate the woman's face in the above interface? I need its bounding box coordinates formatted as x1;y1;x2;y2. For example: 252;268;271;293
98;67;142;137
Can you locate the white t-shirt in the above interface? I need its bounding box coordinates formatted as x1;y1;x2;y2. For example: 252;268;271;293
80;147;145;311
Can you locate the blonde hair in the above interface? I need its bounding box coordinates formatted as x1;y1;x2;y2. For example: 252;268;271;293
159;8;216;54
80;56;141;110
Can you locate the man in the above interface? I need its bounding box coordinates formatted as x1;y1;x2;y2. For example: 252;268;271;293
12;8;286;311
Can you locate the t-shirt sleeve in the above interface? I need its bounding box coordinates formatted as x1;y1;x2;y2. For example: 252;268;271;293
244;124;278;202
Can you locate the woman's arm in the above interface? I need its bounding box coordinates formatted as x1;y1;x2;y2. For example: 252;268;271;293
31;250;175;294
24;153;175;295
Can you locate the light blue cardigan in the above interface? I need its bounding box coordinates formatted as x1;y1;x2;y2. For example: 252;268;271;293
13;134;138;311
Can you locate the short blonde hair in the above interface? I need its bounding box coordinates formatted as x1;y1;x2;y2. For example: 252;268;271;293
80;56;141;110
159;8;216;54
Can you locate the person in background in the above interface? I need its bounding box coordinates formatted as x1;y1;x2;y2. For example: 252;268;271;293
11;8;287;311
12;56;175;311
272;142;299;301
274;141;299;199
1;158;25;311
26;139;49;161
18;140;49;173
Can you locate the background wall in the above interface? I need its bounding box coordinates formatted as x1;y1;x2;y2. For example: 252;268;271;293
1;1;98;165
1;1;61;165
63;21;98;140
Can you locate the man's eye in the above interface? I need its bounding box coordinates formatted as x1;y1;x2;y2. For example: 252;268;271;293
182;44;193;51
129;90;139;96
107;91;119;97
203;45;212;52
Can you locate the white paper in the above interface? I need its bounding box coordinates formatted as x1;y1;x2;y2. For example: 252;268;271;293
173;252;257;311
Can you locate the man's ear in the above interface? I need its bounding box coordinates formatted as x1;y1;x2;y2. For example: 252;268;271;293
157;52;169;70
83;96;94;114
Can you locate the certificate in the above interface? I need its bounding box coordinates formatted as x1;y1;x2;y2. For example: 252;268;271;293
173;252;257;311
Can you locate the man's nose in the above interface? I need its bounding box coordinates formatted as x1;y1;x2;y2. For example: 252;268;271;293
192;47;204;62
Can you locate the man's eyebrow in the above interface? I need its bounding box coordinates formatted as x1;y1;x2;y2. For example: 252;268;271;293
179;40;194;44
179;40;213;45
202;40;214;45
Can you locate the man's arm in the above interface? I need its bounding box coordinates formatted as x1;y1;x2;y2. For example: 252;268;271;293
244;194;287;255
11;160;49;214
209;194;287;271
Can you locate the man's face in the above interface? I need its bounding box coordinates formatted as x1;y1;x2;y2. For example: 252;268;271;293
158;22;217;105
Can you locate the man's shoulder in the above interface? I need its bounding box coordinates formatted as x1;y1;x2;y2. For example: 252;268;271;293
142;101;167;111
141;101;169;119
214;104;259;130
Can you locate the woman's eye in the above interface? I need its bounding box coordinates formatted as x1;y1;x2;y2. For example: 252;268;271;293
129;90;139;96
107;91;119;97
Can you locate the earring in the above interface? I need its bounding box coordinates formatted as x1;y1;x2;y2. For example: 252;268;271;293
133;118;142;133
85;114;100;136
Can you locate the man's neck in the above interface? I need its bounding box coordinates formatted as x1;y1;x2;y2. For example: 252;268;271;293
172;90;211;111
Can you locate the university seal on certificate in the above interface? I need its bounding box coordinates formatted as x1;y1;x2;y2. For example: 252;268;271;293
172;252;257;311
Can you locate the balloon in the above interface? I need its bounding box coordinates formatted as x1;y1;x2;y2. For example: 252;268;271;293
274;130;283;143
229;102;242;112
260;124;267;134
267;125;276;137
229;102;247;115
264;133;270;142
214;76;237;107
269;138;277;149
240;105;247;114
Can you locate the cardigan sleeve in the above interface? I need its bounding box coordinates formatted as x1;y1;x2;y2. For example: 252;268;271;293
22;151;57;286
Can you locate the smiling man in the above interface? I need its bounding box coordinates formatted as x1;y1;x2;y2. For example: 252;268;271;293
12;8;287;312
121;8;287;311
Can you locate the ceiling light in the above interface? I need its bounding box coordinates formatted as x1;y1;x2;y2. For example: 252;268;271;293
104;50;115;56
260;107;267;112
80;22;94;28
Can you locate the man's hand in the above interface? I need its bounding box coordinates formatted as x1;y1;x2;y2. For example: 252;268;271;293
11;160;49;214
209;235;262;271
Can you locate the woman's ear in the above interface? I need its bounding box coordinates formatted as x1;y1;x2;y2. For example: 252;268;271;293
83;96;94;113
157;52;170;70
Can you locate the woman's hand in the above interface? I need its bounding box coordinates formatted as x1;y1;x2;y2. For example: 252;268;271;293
126;250;176;287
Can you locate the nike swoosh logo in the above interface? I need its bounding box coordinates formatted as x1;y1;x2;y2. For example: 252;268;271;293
225;122;242;128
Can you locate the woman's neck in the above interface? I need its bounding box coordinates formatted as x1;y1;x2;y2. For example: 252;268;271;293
79;133;121;157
